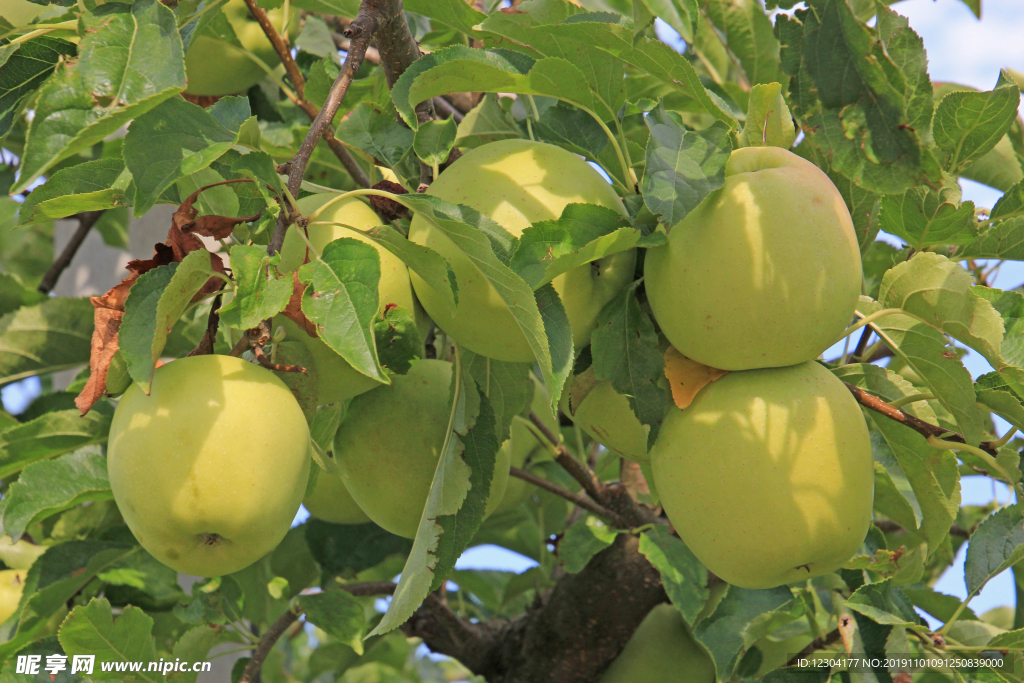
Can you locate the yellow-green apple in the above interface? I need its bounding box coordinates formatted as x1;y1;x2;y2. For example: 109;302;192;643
0;536;46;570
651;361;873;589
600;604;715;683
408;139;636;362
561;370;650;462
303;471;372;525
334;359;510;538
184;0;299;96
274;192;424;406
0;570;26;624
644;146;861;370
107;355;311;577
493;375;557;514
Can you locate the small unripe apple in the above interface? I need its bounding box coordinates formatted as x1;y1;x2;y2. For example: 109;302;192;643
493;375;557;514
651;361;873;589
303;471;372;525
335;359;510;538
644;146;861;371
275;193;424;406
184;0;299;96
600;604;715;683
0;570;26;625
108;355;311;577
561;373;650;462
408;139;636;362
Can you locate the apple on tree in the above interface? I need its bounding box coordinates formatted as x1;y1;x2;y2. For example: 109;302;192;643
183;0;299;96
107;355;311;577
651;361;874;589
409;139;637;363
0;570;26;626
303;470;372;525
644;146;862;371
334;359;510;538
274;192;426;406
599;604;715;683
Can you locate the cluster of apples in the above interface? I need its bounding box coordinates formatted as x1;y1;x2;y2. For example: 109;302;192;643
103;140;874;678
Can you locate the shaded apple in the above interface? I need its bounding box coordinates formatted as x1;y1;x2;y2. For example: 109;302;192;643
334;359;510;538
408;139;636;362
0;570;26;625
303;471;372;525
600;604;715;683
644;146;861;370
107;355;311;577
651;361;873;589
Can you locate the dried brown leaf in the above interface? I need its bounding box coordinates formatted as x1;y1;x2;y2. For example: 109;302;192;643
663;347;728;409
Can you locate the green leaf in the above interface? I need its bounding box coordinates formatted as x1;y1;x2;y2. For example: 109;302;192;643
299;237;387;385
535;15;737;126
988;628;1024;649
217;245;292;330
0;404;113;479
168;626;233;683
638;526;708;625
704;0;783;86
304;520;412;577
296;590;366;654
403;0;485;37
120;251;217;393
461;351;533;444
308;403;344;475
456;94;522;149
373;306;420;376
958;216;1024;260
901;586;978;623
1;446;112;541
0;274;45;317
934;72;1021;174
357;223;458;315
60;598;159;682
694;585;793;679
636;0;697;42
401;193;572;410
964;504;1024;597
13;0;186;193
878;253;1005;372
0;297;93;386
95;207;131;249
642;107;732;227
778;1;940;194
0;36;77;140
18;157;131;225
737;82;796;149
834;363;961;556
509;203;635;289
844;579;922;627
334;102;414;172
98;547;182;605
559;521;618;574
590;281;668;449
370;378;501;637
124;96;249;216
878;183;978;250
414;117;459;170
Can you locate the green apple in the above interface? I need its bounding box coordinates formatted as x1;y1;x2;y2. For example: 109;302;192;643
108;355;311;577
304;471;372;525
600;604;715;683
651;361;873;589
335;359;510;538
274;192;424;406
644;146;862;371
0;536;46;570
561;370;650;463
0;570;25;625
492;375;557;514
408;139;636;362
184;0;299;96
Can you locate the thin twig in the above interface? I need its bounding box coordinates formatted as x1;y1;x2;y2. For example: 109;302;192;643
784;628;842;667
852;326;873;361
37;210;105;294
529;411;606;503
510;466;625;525
243;0;370;191
238;609;299;683
269;11;378;255
432;96;465;123
844;383;999;455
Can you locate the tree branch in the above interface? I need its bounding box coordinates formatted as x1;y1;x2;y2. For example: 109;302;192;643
37;210;105;294
332;31;381;64
243;0;370;191
510;466;625;526
844;383;999;456
432;96;464;122
238;609;299;683
267;8;377;255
